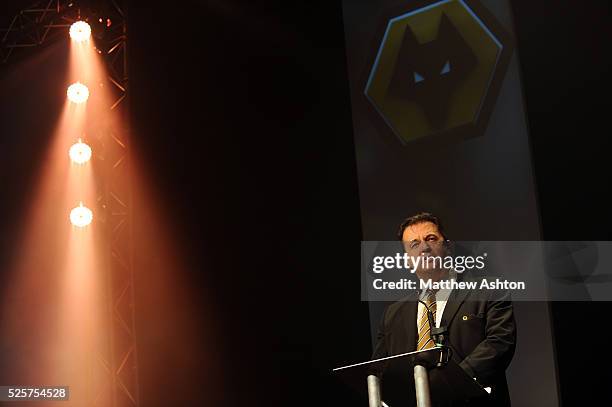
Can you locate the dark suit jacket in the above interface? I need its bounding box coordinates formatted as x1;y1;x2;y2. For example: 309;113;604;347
372;277;516;406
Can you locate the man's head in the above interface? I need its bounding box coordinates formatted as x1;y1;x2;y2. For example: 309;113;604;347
398;212;450;281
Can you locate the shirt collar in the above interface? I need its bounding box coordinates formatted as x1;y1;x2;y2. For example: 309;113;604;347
418;268;458;300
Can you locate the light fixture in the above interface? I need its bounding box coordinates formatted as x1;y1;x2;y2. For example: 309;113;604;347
69;21;91;42
69;138;92;164
70;202;93;227
67;82;89;104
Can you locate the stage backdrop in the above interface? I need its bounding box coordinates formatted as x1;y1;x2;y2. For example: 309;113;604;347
341;0;559;405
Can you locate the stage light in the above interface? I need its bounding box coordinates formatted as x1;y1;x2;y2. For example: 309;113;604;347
67;82;89;104
70;21;91;42
69;138;92;164
70;202;93;227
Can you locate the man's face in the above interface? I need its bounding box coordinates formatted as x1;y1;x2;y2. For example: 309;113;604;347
401;221;449;281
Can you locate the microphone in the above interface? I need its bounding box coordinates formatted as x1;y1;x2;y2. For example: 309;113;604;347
415;289;452;367
416;291;448;348
417;293;451;367
417;297;436;336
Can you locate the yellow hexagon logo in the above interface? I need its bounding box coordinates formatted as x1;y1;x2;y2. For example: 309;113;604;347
365;0;514;145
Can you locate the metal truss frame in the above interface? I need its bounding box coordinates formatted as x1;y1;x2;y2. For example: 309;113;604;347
1;1;138;406
1;0;72;63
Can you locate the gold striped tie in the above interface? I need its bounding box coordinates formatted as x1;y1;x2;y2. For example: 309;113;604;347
417;291;437;351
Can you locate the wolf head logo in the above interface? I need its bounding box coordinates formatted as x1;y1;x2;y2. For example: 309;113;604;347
386;13;477;128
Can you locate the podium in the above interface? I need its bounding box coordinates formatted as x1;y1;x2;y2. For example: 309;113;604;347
333;347;488;407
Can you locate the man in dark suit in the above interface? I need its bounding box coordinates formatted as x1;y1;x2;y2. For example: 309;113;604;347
372;213;516;406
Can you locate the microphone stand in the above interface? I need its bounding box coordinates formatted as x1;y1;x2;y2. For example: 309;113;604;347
417;296;451;367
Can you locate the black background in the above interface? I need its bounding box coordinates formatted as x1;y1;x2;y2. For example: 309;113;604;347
1;0;612;405
511;0;612;404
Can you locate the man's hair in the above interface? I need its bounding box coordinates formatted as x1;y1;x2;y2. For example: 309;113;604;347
397;212;448;241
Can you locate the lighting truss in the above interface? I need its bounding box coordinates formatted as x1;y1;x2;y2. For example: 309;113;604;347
2;1;138;406
1;0;72;63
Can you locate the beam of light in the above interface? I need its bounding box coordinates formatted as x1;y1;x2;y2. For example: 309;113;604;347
1;35;102;404
67;82;89;104
69;21;91;43
69;138;92;164
69;202;93;227
3;20;225;406
2;94;100;402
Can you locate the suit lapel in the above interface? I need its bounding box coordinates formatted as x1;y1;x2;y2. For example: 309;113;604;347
441;272;477;327
440;287;470;327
